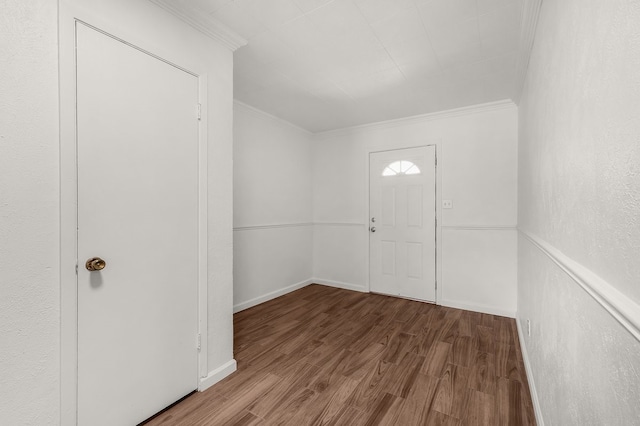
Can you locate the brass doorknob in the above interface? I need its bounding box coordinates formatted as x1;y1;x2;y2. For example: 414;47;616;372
86;257;106;271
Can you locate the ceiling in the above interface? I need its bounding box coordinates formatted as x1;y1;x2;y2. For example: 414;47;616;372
167;0;524;132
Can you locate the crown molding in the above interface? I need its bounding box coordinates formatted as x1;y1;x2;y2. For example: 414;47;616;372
514;0;544;103
234;100;313;135
314;99;516;139
149;0;247;51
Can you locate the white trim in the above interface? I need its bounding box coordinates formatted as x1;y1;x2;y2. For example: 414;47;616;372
439;299;516;318
233;222;367;231
514;0;544;103
234;100;313;135
233;279;314;313
315;100;515;139
441;225;517;231
197;75;209;379
520;230;640;342
148;0;247;51
313;222;367;227
198;359;237;392
313;278;368;293
515;315;545;426
366;144;441;302
233;222;314;231
59;9;78;424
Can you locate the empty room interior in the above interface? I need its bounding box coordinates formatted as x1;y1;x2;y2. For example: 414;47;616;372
2;0;639;425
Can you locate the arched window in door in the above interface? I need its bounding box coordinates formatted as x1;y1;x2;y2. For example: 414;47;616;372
382;160;421;176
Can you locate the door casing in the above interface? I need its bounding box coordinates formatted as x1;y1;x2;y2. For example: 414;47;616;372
368;146;437;302
364;144;442;304
59;7;209;425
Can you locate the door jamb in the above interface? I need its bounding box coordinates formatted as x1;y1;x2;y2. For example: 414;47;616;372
59;10;209;425
365;144;441;304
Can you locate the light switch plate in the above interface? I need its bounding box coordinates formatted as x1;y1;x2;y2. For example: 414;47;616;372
442;200;453;209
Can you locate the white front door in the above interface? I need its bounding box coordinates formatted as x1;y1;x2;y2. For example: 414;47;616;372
369;146;437;302
76;23;199;426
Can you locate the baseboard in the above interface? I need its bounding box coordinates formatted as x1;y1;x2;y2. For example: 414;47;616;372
199;359;237;391
515;315;545;426
233;278;314;313
438;299;516;318
312;278;368;293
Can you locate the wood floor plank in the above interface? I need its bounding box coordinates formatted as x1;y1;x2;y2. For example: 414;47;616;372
426;411;461;426
408;328;439;357
345;358;396;412
469;351;496;395
463;390;495;426
300;376;360;425
475;325;495;354
363;392;403;426
331;405;368;425
449;335;474;368
431;364;472;420
194;374;281;425
421;341;452;376
383;351;425;398
382;331;415;364
142;285;536;426
394;373;439;425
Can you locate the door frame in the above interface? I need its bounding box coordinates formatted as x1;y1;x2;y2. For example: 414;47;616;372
365;143;442;304
59;6;209;425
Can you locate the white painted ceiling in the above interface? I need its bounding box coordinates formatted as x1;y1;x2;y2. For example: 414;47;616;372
171;0;523;132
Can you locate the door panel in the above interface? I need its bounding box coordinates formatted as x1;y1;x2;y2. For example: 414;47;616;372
381;188;396;226
407;185;423;227
407;242;423;279
76;23;199;426
369;147;436;301
381;241;397;276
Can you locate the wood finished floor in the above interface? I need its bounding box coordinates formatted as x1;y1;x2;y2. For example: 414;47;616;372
144;285;536;426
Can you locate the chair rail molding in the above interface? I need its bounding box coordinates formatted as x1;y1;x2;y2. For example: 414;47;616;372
441;225;517;231
520;229;640;342
233;222;314;231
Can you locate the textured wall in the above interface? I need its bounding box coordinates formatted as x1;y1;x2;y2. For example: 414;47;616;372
518;0;640;423
0;1;60;424
519;0;640;303
233;103;313;310
234;103;313;228
0;0;235;423
518;238;640;424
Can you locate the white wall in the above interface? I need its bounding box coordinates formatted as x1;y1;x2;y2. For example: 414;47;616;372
0;1;236;423
518;0;640;424
233;102;313;311
0;1;60;424
312;102;519;316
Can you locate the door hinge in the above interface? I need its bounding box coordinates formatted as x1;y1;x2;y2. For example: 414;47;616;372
75;262;78;275
197;103;202;121
197;333;201;351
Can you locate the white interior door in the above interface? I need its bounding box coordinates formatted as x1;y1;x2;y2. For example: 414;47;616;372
76;23;199;426
369;146;436;302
